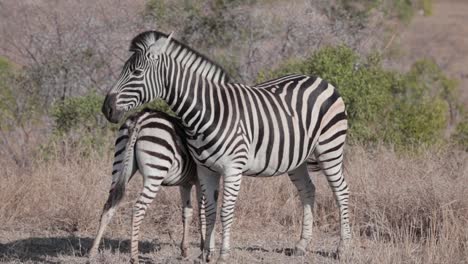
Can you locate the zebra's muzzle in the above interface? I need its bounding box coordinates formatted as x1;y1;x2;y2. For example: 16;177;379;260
102;93;124;123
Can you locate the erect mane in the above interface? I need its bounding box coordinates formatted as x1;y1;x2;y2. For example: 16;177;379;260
129;30;231;83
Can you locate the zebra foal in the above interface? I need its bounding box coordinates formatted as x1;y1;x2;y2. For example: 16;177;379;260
102;31;352;263
89;109;205;263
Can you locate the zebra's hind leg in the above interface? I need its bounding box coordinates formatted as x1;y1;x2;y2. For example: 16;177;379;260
197;166;221;263
129;177;163;264
288;163;316;256
179;183;194;258
314;140;352;257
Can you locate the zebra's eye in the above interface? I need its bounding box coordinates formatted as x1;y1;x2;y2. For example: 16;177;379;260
133;69;143;76
147;52;159;60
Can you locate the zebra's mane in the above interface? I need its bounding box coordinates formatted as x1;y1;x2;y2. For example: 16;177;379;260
129;31;231;83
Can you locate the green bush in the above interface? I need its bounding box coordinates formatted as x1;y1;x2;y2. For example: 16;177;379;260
453;115;468;151
51;92;107;135
258;46;457;148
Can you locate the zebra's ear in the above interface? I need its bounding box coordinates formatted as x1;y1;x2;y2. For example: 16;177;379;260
147;32;174;59
162;32;174;53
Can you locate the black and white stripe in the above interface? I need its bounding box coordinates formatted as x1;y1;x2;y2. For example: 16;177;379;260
103;31;352;262
90;109;205;263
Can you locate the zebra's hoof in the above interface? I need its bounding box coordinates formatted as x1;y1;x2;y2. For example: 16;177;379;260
292;247;306;256
129;257;138;264
181;247;188;258
336;239;352;260
216;252;230;264
88;249;97;258
202;250;213;262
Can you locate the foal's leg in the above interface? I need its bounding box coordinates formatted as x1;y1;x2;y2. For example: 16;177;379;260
195;180;206;252
90;165;137;258
179;184;193;258
288;163;316;255
129;174;163;264
89;181;130;258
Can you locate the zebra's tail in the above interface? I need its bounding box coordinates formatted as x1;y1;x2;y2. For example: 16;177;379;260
107;116;142;209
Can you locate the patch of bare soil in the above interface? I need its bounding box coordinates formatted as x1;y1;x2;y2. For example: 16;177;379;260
391;0;468;105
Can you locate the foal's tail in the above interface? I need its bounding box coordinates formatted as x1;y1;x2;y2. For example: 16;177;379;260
106;115;143;209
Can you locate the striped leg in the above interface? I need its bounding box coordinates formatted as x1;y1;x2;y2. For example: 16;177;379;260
218;173;242;263
288;163;316;255
195;180;206;252
179;184;193;258
130;177;163;264
198;166;220;262
315;140;351;256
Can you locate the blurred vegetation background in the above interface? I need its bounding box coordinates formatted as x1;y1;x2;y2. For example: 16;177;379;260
0;0;466;169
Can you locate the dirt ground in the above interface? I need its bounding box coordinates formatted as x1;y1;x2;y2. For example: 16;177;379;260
0;228;342;264
391;0;468;105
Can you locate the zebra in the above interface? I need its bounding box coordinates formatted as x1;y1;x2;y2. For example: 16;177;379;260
101;31;352;263
89;109;205;263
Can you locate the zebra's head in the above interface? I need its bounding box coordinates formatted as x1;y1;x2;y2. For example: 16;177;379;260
102;32;174;123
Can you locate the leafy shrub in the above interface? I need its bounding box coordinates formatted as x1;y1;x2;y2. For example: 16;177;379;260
453;115;468;151
258;46;457;148
421;0;432;16
45;92;111;159
51;92;107;135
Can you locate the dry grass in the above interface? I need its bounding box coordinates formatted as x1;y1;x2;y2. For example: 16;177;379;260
0;142;467;263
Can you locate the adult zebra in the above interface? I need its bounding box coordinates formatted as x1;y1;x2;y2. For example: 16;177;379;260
89;109;205;263
102;31;351;263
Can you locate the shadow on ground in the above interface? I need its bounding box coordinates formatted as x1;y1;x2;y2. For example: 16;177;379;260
0;236;338;263
0;236;163;263
236;245;337;259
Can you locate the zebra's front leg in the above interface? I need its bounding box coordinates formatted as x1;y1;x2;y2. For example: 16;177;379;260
179;184;193;258
218;173;242;264
198;167;220;262
288;163;316;255
130;179;162;264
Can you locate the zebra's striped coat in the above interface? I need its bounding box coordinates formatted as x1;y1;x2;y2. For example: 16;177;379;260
102;31;352;263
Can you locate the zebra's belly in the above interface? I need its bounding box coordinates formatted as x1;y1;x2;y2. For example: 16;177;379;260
242;153;303;177
188;135;316;176
190;147;310;177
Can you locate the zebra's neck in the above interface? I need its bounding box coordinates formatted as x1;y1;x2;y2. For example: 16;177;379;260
162;56;224;135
